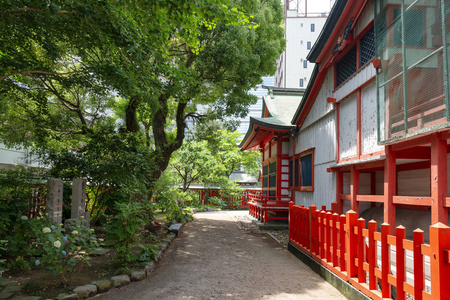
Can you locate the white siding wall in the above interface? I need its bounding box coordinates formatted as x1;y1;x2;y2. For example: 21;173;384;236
302;68;335;129
294;70;337;209
339;94;357;159
354;0;374;36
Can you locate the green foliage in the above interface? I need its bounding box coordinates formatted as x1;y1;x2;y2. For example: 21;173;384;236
105;201;151;266
166;203;194;224
1;215;99;285
0;166;45;238
138;244;160;263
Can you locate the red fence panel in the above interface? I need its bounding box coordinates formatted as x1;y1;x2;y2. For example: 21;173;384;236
288;203;450;300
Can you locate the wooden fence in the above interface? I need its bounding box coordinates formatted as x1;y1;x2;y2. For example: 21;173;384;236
289;202;450;300
27;185;46;219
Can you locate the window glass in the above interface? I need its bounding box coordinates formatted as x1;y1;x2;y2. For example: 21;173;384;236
299;79;304;87
307;41;311;50
300;153;313;187
311;24;315;32
303;60;307;68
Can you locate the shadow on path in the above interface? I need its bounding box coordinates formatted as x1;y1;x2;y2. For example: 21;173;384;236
98;211;347;300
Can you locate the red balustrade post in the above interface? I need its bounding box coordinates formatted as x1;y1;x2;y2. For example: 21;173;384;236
368;220;377;290
289;201;294;242
429;223;450;299
306;207;310;249
381;222;390;298
322;205;327;211
396;226;406;300
326;212;332;262
339;214;346;272
413;229;424;300
299;205;304;246
320;210;326;258
346;210;358;280
310;205;317;254
332;213;339;267
357;218;366;283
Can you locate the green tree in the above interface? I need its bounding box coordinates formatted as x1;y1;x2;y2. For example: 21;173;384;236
0;0;284;194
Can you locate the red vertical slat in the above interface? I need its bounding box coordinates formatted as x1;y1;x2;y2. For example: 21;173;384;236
357;218;366;283
326;212;332;262
346;210;358;280
413;229;424;300
396;226;406;300
368;220;377;290
310;205;317;254
339;214;347;272
381;222;390;298
332;213;339;267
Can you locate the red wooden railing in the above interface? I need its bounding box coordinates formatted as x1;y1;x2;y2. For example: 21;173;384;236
188;188;251;207
289;202;450;300
248;192;291;223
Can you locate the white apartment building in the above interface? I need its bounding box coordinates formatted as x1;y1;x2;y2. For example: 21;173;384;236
275;0;333;88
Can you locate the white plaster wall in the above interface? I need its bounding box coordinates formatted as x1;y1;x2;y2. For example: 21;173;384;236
302;67;335;129
282;142;289;155
271;143;277;157
339;94;357;159
361;82;384;155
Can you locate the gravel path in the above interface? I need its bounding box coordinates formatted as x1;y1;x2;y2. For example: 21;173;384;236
99;210;347;300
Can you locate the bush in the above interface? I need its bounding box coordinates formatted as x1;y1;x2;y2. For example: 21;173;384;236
105;201;151;265
1;214;99;285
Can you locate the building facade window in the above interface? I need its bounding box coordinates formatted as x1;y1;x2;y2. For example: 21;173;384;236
289;149;314;191
303;60;307;68
359;26;375;67
307;41;311;50
299;79;304;87
311;24;315;32
335;25;375;88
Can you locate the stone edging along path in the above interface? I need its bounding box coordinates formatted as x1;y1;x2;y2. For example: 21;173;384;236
0;228;181;300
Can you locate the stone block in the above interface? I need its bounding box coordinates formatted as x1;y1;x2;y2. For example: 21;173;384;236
3;285;23;293
11;297;42;300
91;279;112;293
71;179;86;219
131;271;146;282
145;262;155;276
110;275;130;288
168;223;183;235
47;179;63;224
0;279;18;287
0;291;14;299
73;284;97;299
60;294;78;300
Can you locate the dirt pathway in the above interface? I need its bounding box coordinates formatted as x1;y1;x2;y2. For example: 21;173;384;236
99;211;347;300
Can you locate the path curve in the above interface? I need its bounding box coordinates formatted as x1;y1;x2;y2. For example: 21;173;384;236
98;210;347;300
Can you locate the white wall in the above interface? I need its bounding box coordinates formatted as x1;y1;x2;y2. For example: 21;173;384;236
339;94;357;159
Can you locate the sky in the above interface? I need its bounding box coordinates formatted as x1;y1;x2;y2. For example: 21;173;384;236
293;0;336;15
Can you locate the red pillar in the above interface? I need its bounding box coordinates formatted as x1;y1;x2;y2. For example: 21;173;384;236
384;145;396;234
430;134;448;225
351;166;359;214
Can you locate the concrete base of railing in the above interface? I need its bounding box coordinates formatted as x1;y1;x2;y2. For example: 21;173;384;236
288;242;370;300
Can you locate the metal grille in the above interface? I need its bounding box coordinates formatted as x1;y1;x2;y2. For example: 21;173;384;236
360;27;375;67
375;0;449;143
336;45;357;87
